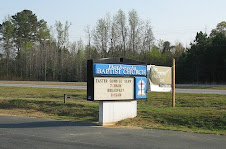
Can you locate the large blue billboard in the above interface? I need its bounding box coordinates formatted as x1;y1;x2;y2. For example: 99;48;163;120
94;63;147;76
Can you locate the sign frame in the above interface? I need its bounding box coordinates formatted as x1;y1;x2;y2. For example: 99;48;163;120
87;58;147;101
93;76;134;101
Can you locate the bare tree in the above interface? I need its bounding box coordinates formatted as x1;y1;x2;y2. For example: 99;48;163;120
142;20;154;51
93;18;109;57
76;39;84;81
84;25;92;59
128;9;139;55
55;21;71;81
114;9;127;57
109;17;119;57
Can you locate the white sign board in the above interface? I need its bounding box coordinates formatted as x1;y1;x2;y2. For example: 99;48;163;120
147;65;172;92
94;77;134;100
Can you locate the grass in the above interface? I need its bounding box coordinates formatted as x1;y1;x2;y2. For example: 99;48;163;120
0;87;98;121
117;92;226;135
0;86;225;135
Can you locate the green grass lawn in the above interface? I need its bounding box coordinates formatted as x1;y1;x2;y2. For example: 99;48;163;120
0;87;98;121
118;92;226;135
0;86;225;135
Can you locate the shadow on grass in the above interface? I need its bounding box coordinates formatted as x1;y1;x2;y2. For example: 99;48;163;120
0;119;98;128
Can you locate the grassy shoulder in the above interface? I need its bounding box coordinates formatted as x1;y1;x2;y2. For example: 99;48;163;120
117;92;226;135
0;86;225;135
0;87;98;121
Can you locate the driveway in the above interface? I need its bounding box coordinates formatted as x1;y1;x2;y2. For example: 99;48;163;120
0;116;225;149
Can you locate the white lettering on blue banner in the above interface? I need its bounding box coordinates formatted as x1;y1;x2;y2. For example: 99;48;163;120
94;64;147;76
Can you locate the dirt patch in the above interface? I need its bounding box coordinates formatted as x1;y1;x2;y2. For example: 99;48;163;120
0;109;49;118
115;117;162;129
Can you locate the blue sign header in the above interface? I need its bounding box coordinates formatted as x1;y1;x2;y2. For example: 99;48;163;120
94;63;147;76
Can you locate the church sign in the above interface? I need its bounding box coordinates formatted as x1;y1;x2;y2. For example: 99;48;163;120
87;58;147;101
94;63;146;76
94;77;134;100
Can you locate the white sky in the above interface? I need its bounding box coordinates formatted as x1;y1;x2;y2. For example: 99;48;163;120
0;0;225;47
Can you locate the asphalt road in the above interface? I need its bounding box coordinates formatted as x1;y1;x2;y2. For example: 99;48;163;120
0;83;225;95
175;88;226;95
0;116;225;149
0;83;87;90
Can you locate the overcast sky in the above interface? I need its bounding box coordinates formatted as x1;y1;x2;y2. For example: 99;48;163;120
0;0;225;47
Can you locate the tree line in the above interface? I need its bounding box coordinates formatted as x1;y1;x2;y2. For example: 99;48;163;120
0;9;225;83
176;22;226;83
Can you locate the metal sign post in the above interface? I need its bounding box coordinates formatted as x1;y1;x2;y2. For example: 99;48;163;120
172;58;176;107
